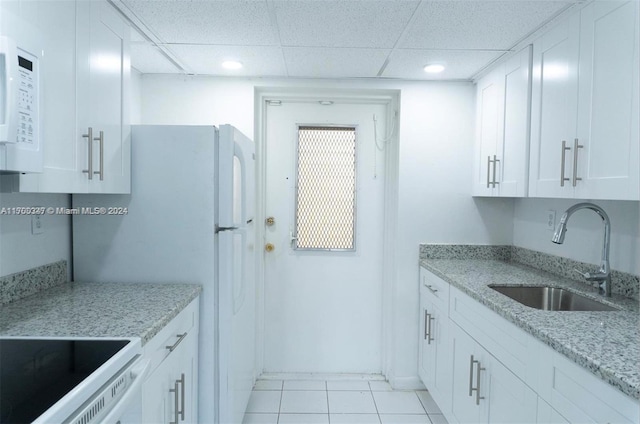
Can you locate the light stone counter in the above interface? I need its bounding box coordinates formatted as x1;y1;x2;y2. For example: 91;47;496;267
0;280;201;345
419;245;639;400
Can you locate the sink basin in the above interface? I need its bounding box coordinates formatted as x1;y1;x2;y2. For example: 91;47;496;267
489;285;619;311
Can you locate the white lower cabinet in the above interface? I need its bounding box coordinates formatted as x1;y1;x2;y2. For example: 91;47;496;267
142;298;199;424
418;267;640;424
536;398;569;424
450;323;537;424
418;290;451;414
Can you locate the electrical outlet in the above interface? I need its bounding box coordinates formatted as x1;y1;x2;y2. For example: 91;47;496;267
546;210;556;231
31;214;44;235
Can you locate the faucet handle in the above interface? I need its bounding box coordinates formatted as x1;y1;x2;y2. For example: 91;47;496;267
573;268;590;279
574;268;608;282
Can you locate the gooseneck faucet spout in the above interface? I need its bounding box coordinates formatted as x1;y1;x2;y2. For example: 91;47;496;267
551;202;612;297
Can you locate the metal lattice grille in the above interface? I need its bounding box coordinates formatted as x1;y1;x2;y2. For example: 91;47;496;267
295;126;356;250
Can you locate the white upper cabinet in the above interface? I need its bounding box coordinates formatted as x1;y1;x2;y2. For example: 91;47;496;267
18;0;131;194
529;1;639;200
472;45;531;197
574;1;639;200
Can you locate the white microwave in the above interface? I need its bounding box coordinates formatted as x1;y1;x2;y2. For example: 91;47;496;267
0;35;42;173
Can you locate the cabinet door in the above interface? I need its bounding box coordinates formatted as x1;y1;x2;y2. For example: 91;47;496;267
427;301;451;415
418;292;433;385
173;328;198;424
451;323;488;424
529;14;580;198
537;398;570;424
575;0;640;200
15;1;88;193
472;66;504;196
142;353;173;424
485;352;538;423
498;46;531;197
77;0;131;194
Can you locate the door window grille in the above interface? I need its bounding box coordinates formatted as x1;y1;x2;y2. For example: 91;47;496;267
294;126;356;250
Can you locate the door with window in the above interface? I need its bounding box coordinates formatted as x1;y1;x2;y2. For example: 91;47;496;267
263;100;389;373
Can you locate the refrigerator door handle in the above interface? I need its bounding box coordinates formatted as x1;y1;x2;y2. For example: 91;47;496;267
216;225;239;233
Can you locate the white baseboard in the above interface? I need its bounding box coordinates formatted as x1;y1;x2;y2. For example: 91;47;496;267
257;372;386;381
387;374;426;391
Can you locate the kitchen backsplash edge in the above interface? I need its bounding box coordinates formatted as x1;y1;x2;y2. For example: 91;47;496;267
0;260;67;306
419;244;639;300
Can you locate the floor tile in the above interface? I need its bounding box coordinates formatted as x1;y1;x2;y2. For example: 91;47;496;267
379;414;430;424
327;380;371;391
415;391;442;415
280;390;329;413
246;391;282;413
427;414;449;424
284;380;327;391
330;413;381;424
372;392;426;414
278;413;329;423
368;381;393;391
328;391;377;414
242;413;279;424
254;380;284;391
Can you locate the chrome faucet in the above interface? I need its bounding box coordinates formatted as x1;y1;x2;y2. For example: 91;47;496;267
551;202;612;297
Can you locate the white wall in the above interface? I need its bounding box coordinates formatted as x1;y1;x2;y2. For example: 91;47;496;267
513;198;639;275
139;74;515;384
131;68;143;124
0;192;72;277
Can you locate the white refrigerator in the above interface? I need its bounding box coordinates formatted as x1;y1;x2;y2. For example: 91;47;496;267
72;124;256;424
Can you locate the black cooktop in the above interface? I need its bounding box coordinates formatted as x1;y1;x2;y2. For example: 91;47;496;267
0;339;129;424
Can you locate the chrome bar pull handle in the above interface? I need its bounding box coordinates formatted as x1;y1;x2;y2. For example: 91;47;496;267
560;140;571;187
469;355;485;405
425;284;438;295
486;155;492;188
169;380;180;424
94;130;104;181
468;355;475;396
166;333;187;352
424;310;429;340
492;155;500;187
82;127;94;180
475;360;486;405
427;314;435;344
179;373;186;421
572;138;583;187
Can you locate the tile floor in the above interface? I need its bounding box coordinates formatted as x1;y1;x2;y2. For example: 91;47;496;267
243;378;449;424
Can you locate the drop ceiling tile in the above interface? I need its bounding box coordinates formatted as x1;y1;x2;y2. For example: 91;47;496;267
122;0;278;45
166;44;286;77
283;47;390;78
401;1;573;50
382;49;505;80
131;42;181;74
273;0;420;48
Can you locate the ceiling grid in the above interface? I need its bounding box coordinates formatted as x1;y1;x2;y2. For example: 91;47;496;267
114;0;585;81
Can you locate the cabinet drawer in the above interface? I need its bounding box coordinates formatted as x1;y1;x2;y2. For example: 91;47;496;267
419;267;449;310
143;298;199;375
537;342;639;424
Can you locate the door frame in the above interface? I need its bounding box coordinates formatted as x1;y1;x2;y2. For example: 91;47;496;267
254;87;400;379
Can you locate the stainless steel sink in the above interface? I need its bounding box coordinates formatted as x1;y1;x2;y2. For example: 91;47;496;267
488;285;619;311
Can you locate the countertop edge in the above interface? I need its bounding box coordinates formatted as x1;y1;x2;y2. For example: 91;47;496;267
137;285;202;345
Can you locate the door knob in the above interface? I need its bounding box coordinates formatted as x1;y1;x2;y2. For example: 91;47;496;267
266;216;275;226
265;243;275;252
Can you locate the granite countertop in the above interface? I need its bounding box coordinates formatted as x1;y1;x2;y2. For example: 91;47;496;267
0;281;202;345
420;257;640;400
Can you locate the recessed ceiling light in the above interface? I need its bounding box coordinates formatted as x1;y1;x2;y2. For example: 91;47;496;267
318;100;334;106
424;64;445;74
222;60;243;70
